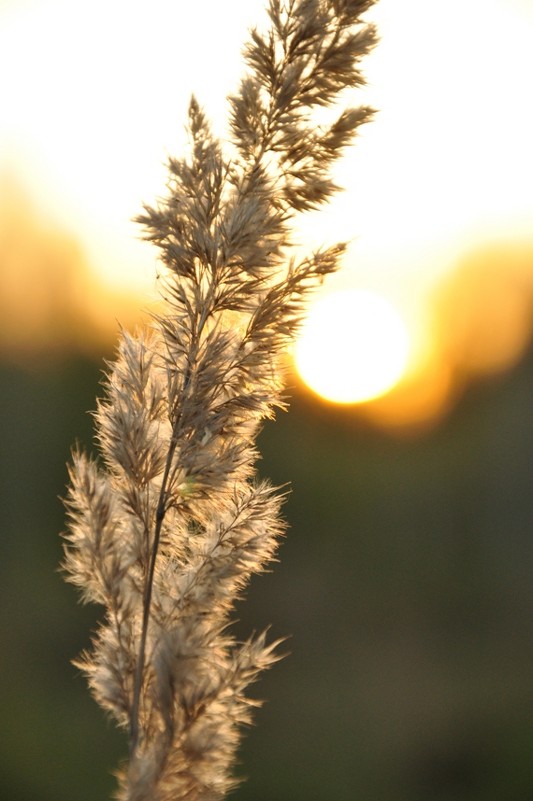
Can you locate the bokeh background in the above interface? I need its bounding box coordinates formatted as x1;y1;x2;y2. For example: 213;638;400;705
2;1;533;799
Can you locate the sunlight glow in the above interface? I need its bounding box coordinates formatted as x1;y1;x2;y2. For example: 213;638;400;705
2;0;533;298
294;290;410;404
2;0;533;428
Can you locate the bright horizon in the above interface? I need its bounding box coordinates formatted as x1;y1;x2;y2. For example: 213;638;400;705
1;0;533;428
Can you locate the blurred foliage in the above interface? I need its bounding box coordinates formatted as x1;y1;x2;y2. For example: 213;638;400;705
2;345;533;800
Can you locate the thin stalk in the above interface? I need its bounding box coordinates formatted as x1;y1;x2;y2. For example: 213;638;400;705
128;431;179;759
128;303;209;759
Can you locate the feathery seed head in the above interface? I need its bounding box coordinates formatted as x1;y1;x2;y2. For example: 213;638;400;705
62;1;378;798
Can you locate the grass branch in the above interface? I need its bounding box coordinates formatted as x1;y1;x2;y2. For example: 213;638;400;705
62;2;378;798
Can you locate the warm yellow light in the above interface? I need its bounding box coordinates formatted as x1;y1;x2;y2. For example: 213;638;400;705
2;0;533;428
294;290;410;404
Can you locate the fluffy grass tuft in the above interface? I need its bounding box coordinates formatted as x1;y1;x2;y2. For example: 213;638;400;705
62;2;377;798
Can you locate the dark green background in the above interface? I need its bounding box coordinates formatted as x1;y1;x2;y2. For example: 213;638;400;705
2;343;533;800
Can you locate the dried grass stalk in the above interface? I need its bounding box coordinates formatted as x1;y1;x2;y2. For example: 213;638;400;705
62;1;377;798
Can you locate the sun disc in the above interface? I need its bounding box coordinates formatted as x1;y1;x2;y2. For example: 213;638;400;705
294;290;410;404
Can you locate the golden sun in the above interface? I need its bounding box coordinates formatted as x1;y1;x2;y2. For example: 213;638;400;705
294;289;410;404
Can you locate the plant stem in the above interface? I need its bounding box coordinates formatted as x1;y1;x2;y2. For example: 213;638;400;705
129;433;178;759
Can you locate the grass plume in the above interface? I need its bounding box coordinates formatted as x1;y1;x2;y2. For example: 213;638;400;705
62;1;377;798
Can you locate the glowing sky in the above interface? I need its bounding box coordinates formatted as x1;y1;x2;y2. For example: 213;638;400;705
2;0;532;295
1;0;533;425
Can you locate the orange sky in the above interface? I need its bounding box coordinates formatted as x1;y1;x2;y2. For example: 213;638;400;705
1;0;533;430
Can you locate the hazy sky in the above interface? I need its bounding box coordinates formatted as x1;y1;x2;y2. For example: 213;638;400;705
2;0;533;424
2;0;532;296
